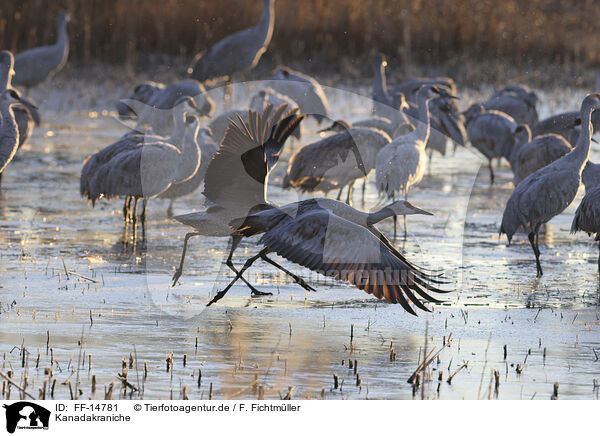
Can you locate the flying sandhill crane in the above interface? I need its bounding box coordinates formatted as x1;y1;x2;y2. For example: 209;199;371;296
12;11;70;90
220;197;446;314
508;125;573;185
171;105;305;293
281;124;387;204
116;79;214;136
250;88;301;138
266;66;330;122
376;85;447;237
187;0;274;84
81;98;201;236
484;85;538;126
0;51;41;149
0;89;31;187
463;103;520;184
500;93;600;277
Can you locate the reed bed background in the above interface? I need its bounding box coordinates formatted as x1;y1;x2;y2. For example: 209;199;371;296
1;0;599;83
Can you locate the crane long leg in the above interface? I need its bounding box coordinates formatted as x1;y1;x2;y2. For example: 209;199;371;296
141;199;148;240
260;253;317;293
123;197;132;223
166;200;175;218
207;248;268;306
172;232;201;286
225;235;271;297
361;178;367;206
403;191;408;241
597;242;600;275
346;181;355;205
131;198;139;244
336;187;343;201
488;160;495;185
528;231;543;277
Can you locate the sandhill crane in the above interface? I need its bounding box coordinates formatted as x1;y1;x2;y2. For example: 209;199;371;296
404;92;466;164
371;54;410;125
484;85;538;126
12;11;70;90
314;118;413;203
571;183;600;273
158;128;219;216
376;85;446;237
81;97;201;235
281;125;387;204
532;110;600;146
318;117;413;143
0;51;41;149
219;197;445;314
582;161;600;189
266;66;330;122
464;103;519;184
0;89;30;187
508;125;573;185
187;0;274;84
117;79;214;136
250;88;301;138
500;93;600;277
171;105;304;293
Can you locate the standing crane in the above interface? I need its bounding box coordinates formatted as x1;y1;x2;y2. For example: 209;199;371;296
187;0;274;85
12;11;70;90
376;85;447;237
0;89;31;187
500;94;600;276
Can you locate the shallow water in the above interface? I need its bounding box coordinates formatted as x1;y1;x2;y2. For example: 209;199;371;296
0;83;599;400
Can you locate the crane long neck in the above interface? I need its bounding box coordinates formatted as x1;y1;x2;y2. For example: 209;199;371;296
168;109;188;144
570;105;594;170
0;63;12;90
173;127;201;183
414;95;432;144
372;60;389;102
56;18;69;53
366;205;396;226
257;0;274;43
0;102;19;173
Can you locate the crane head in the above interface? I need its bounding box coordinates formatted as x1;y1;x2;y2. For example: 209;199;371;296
386;200;433;216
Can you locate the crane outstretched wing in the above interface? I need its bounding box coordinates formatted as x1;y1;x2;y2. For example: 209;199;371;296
242;207;448;315
203;104;302;212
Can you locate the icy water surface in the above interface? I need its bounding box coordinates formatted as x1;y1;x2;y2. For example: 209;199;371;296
0;83;599;400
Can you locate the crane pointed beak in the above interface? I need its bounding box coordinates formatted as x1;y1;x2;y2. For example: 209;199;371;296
414;207;434;216
592;137;599;144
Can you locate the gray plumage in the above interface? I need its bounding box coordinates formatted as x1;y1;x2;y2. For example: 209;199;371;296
319;117;413;140
371;54;410;125
376;86;442;200
571;185;600;272
117;79;215;136
158;128;219;215
532;110;600;146
464;103;519;184
484;85;538;126
509;127;572;185
582;161;600;190
230;197;445;314
188;0;274;83
0;50;41;149
0;89;28;186
249;88;301;138
81;96;201;227
12;12;70;89
266;66;330;123
281;126;390;201
500;93;600;277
